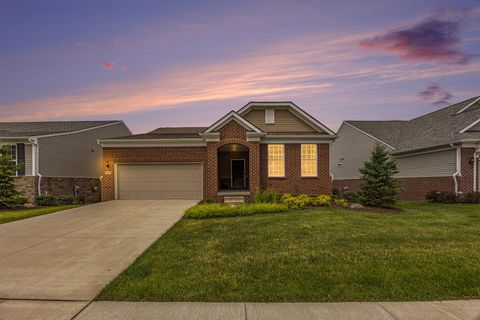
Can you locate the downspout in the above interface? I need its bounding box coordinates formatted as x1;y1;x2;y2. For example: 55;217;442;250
474;145;480;192
450;143;461;195
28;138;42;195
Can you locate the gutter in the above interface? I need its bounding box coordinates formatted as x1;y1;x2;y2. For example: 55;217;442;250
450;143;461;195
28;138;42;195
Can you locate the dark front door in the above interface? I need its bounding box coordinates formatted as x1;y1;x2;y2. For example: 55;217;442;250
231;159;246;188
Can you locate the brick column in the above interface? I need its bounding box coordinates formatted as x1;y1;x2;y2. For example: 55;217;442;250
459;148;475;193
248;142;261;199
205;142;219;200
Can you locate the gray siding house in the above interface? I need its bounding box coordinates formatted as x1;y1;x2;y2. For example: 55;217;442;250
331;96;480;200
0;121;131;202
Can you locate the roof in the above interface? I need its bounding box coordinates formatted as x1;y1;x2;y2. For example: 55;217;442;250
0;121;121;138
344;96;480;153
112;127;207;140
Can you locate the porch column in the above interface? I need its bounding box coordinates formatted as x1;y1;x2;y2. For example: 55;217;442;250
205;142;219;200
249;142;261;197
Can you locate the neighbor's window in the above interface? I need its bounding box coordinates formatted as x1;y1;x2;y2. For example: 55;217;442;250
268;144;285;177
301;144;317;177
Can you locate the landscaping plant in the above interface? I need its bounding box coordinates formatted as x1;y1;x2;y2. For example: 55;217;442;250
254;187;282;203
359;143;400;208
184;203;288;219
280;194;312;209
425;190;457;203
312;195;332;207
0;146;25;209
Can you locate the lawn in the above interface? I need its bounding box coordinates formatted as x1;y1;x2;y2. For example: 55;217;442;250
0;205;80;224
97;202;480;302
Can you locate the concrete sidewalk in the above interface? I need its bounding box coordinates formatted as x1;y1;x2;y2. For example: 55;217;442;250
2;299;478;320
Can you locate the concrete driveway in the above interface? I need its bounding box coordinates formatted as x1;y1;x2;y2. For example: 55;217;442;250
0;200;195;301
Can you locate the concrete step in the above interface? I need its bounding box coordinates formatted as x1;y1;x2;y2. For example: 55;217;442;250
224;196;245;206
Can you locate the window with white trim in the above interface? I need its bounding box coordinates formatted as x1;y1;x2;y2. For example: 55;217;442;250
265;109;275;124
0;144;17;176
301;144;317;177
268;144;285;177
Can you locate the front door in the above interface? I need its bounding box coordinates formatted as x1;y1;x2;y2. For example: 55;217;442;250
231;159;246;188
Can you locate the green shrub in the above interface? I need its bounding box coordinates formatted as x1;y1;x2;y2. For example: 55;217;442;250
343;191;361;203
56;195;74;205
0;146;25;209
281;194;312;209
35;194;57;206
458;192;480;204
12;194;28;206
334;198;349;208
312;195;332;207
254;188;282;203
425;191;457;203
184;203;288;219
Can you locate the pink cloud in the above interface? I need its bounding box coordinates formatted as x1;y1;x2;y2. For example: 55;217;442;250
102;61;116;70
358;18;473;65
418;83;453;105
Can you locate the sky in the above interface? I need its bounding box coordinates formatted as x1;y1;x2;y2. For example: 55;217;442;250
0;0;479;133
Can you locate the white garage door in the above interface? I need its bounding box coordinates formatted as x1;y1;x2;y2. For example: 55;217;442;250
117;163;203;200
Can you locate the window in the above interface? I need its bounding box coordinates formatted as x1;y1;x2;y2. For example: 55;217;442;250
268;144;284;177
301;144;317;177
0;144;17;176
265;109;275;124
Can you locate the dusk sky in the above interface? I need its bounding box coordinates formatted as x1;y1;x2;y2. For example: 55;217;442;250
1;0;479;133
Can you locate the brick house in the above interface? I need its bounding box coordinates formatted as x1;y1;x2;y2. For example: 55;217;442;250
330;96;480;200
100;102;337;202
0;121;131;202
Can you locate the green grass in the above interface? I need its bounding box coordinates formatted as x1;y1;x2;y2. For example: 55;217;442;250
184;203;288;219
0;205;80;224
97;202;480;302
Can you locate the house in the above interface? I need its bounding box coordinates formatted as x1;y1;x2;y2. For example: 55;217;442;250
330;96;480;200
99;102;337;202
0;121;131;202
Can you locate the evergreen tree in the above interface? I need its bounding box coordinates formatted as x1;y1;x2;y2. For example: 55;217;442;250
359;143;400;208
0;146;23;209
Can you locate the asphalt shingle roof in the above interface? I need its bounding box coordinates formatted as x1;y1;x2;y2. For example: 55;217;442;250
110;127;207;140
0;121;121;137
345;96;480;153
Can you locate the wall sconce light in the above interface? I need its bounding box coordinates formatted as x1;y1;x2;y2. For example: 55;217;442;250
105;161;111;168
469;157;475;165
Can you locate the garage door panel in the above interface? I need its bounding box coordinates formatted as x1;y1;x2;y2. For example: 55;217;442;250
117;163;203;200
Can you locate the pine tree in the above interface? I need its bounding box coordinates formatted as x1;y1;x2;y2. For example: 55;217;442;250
359;143;400;208
0;146;22;209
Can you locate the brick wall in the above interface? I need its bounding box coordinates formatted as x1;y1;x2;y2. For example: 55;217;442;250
260;143;331;195
40;177;101;202
459;148;475;193
102;147;207;201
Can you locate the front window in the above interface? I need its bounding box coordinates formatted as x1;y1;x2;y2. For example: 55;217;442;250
0;144;17;176
268;144;285;177
301;144;317;177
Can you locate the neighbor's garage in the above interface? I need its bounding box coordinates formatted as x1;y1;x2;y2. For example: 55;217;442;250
116;163;203;199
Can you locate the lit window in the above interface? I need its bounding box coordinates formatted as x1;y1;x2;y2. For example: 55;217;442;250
268;144;284;177
301;144;317;177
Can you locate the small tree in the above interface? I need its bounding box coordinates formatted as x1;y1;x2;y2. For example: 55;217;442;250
0;146;23;209
359;143;400;208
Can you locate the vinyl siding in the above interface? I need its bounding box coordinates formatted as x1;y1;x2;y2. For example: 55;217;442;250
38;123;130;177
394;149;456;178
330;123;386;179
243;109;317;133
24;144;32;176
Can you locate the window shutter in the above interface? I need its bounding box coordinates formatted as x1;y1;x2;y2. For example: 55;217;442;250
265;109;275;124
17;143;25;176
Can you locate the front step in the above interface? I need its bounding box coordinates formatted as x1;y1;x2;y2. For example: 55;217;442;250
223;196;245;206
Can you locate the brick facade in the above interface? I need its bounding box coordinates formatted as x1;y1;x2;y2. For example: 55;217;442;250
260;143;331;195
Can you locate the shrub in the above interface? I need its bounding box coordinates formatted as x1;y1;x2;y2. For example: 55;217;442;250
254;188;282;203
12;194;28;206
281;194;312;209
426;191;457;203
334;198;349;208
0;146;25;209
184;203;288;219
312;195;332;207
35;194;57;206
343;191;361;203
458;192;480;204
56;195;74;205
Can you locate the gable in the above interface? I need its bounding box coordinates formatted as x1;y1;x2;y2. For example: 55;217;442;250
243;109;317;133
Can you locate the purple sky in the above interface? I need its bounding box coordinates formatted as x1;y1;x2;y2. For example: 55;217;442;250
1;0;479;133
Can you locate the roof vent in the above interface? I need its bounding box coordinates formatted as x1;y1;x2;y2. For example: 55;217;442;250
265;109;275;124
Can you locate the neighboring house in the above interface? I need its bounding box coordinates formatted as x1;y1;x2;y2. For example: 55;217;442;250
0;121;131;202
331;96;480;200
99;102;337;202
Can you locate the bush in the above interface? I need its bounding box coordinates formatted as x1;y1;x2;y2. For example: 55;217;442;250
35;194;57;206
56;195;74;205
281;194;312;209
254;188;282;203
312;195;332;207
426;191;457;204
343;191;361;203
334;198;349;208
184;203;288;219
0;146;25;209
12;194;28;206
458;192;480;204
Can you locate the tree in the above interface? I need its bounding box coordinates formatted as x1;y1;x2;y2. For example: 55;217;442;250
0;146;24;209
359;143;400;208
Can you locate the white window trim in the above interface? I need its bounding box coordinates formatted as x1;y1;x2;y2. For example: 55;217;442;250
265;109;275;124
301;144;318;177
0;143;18;176
268;144;285;178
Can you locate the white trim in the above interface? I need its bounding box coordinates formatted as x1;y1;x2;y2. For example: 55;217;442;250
459;118;480;133
265;109;275;124
230;159;246;188
260;134;335;144
455;96;480;114
238;101;336;136
203;111;264;134
300;144;318;177
343;122;396;150
114;163;118;200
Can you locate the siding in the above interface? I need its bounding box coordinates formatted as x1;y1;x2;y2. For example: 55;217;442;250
24;144;32;176
38;123;130;177
330;123;386;179
243;109;317;133
394;149;456;178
